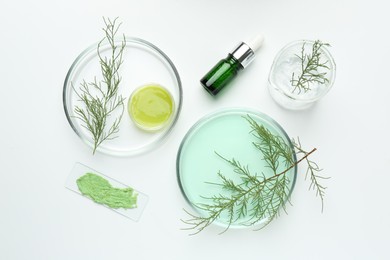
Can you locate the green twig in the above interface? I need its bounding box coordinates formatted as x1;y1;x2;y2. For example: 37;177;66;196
182;115;328;234
291;40;331;94
73;17;126;154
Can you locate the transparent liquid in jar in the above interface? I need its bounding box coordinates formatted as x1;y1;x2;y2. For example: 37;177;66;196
270;42;334;100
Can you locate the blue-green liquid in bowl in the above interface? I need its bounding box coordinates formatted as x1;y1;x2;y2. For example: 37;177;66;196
177;109;297;229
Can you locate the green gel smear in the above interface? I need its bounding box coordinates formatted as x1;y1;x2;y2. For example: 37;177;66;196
76;173;138;209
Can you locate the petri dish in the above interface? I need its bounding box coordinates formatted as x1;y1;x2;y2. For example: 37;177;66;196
63;37;182;156
177;108;297;230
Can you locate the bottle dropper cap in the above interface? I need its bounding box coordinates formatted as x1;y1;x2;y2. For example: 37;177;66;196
230;34;265;68
245;34;265;52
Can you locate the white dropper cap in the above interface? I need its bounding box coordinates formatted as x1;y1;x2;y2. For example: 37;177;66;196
245;34;265;52
230;34;265;68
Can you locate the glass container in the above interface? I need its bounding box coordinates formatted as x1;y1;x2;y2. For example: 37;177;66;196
177;108;297;230
63;37;182;156
268;40;336;110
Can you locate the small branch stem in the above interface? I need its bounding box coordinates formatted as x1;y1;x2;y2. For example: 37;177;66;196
272;148;317;179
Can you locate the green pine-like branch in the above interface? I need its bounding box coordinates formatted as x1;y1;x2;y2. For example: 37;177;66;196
292;137;329;212
73;17;126;154
182;115;327;235
290;40;331;94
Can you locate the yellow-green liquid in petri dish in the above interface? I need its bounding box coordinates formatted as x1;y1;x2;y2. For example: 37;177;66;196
128;83;175;131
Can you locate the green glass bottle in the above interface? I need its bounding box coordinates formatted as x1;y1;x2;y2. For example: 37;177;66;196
200;54;243;96
200;35;264;96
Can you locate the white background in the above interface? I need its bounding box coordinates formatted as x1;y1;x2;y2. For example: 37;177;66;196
1;0;389;259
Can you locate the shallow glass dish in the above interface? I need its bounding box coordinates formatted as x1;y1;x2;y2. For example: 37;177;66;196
63;37;182;156
177;108;297;230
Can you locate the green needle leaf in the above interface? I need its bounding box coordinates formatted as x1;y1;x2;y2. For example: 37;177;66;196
290;40;331;94
182;115;328;234
72;17;126;154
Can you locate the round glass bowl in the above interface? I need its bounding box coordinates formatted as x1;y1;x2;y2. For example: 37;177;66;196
268;40;336;110
128;83;175;132
177;108;297;230
63;37;182;156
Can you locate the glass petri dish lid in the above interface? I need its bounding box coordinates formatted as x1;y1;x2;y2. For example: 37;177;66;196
177;108;297;230
63;37;182;156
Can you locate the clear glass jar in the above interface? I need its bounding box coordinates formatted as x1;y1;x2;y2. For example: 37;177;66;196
268;40;336;110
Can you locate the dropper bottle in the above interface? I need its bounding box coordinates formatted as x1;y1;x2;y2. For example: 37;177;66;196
200;35;264;96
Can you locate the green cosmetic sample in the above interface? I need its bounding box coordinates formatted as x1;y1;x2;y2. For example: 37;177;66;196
76;173;138;209
128;83;175;131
